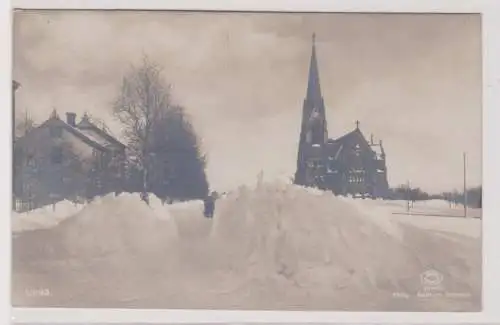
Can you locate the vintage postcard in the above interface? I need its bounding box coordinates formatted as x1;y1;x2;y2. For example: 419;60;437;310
11;10;482;312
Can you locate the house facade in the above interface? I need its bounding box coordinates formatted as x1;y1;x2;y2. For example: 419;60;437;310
13;110;126;210
294;35;390;198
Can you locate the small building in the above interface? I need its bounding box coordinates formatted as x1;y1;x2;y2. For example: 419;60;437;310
13;110;126;210
294;35;389;198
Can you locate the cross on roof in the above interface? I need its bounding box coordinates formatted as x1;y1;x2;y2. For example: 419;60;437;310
355;120;360;129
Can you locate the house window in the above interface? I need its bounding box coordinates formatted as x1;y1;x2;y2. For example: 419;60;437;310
26;153;36;167
50;126;62;138
51;147;63;164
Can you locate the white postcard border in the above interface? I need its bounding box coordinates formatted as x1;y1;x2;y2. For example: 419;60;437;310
2;0;500;323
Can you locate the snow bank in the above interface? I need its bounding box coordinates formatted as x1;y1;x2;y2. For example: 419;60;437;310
11;200;85;233
16;193;178;260
167;199;204;211
210;182;421;295
12;183;481;310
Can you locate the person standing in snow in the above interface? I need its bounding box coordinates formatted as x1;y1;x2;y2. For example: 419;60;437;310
204;191;217;218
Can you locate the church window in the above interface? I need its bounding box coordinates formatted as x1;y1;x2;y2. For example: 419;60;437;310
312;124;323;144
306;131;312;143
354;143;361;156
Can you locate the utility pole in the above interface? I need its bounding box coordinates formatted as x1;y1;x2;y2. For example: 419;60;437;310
406;180;410;213
463;152;467;217
12;81;21;211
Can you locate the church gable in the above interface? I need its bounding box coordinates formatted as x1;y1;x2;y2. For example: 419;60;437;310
329;127;373;161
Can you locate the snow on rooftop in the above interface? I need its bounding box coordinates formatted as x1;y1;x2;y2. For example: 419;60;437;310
76;128;115;148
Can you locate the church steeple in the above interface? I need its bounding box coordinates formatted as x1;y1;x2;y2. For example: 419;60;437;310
305;33;323;110
294;33;329;186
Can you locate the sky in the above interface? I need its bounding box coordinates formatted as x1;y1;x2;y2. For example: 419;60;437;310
13;11;482;193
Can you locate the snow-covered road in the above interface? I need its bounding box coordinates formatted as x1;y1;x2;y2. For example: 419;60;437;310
11;183;481;311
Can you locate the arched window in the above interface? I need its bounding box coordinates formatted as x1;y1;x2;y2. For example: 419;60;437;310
311;119;323;144
354;143;361;156
306;131;312;143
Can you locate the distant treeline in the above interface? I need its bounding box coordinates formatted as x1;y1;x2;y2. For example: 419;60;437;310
389;184;482;208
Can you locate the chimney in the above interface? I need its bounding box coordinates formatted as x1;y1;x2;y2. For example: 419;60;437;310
66;112;76;126
370;134;374;145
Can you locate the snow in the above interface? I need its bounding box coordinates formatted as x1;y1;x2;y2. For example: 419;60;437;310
12;183;481;311
14;193;178;260
211;183;411;294
11;200;85;233
341;198;481;239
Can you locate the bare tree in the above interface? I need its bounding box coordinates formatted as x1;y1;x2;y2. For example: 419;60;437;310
113;56;209;200
113;56;172;195
15;111;35;139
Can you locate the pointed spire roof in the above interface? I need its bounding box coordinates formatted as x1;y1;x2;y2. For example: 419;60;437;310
305;33;323;105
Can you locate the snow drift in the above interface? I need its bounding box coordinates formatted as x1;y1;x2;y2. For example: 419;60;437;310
211;183;421;298
11;200;85;233
14;193;178;261
12;182;481;311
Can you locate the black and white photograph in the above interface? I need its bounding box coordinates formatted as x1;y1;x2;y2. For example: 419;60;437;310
11;10;482;312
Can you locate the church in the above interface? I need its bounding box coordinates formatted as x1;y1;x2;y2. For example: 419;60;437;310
294;34;390;198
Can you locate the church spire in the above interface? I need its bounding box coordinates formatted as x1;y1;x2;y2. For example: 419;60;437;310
294;33;328;187
306;33;323;106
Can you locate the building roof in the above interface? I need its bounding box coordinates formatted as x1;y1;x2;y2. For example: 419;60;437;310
325;141;344;160
328;128;370;149
325;125;384;160
76;114;126;150
305;33;324;112
16;112;125;152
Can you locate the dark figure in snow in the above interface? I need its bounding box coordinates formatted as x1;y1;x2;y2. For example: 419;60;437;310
204;192;216;218
140;192;150;205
